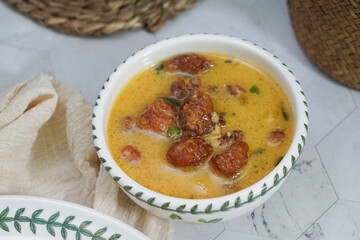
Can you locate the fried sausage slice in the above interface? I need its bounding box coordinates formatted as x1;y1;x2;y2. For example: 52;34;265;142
164;54;211;75
267;128;285;146
180;90;214;136
211;141;249;177
166;137;213;167
169;77;201;100
121;145;141;162
137;99;178;134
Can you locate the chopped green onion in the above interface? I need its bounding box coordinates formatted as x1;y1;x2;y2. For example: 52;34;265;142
250;148;266;157
282;107;289;121
167;126;183;140
160;97;180;107
155;63;164;71
250;85;260;95
224;59;232;63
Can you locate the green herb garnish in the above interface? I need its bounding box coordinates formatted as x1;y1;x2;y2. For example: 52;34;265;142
250;85;260;95
155;63;164;71
250;148;266;157
282;107;289;121
224;59;232;63
160;97;180;107
232;113;236;116
219;112;227;116
167;126;183;140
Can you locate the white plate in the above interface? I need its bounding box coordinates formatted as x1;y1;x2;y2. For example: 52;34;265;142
0;195;150;240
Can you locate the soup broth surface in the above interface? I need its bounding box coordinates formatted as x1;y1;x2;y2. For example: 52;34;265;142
107;52;294;199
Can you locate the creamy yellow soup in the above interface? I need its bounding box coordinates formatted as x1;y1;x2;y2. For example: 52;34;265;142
108;52;294;199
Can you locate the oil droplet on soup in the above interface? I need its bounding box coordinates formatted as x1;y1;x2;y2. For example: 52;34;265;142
107;52;294;199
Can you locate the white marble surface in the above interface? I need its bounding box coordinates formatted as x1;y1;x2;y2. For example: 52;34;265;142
1;0;360;239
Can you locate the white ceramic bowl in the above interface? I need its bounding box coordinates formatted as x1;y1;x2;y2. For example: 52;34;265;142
92;34;309;223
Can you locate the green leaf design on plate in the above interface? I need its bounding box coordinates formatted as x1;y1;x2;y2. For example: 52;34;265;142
198;219;207;223
301;135;306;145
261;183;267;196
135;192;143;198
30;221;36;234
283;166;288;176
170;214;182;220
94;227;107;237
79;228;92;237
205;204;212;214
92;125;96;130
161;202;170;210
47;224;55;236
274;173;280;186
234;197;241;208
63;216;75;225
190;205;198;214
99;158;106;163
123;185;132;191
48;212;60;223
95;146;100;152
113;177;120;182
92;135;97;140
304;123;308;132
0;222;9;232
92;113;96;118
64;223;77;231
305;111;309;120
15;208;25;218
301;91;305;96
14;221;21;233
303;101;308;107
198;218;222;224
61;227;67;239
291;155;296;166
80;221;92;229
109;234;122;240
0;207;132;239
147;198;155;205
176;205;186;213
33;218;46;225
105;166;112;172
298;143;302;154
220;201;229;211
97;95;101;100
75;231;81;240
248;191;254;202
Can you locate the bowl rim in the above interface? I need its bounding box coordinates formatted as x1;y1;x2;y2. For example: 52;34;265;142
92;33;308;217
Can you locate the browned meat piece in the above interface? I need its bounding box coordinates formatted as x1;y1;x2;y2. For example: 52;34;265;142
267;128;285;146
169;77;201;100
137;99;178;134
166;138;213;167
124;116;133;129
121;145;141;162
226;84;246;96
180;90;214;136
211;141;249;177
164;54;211;75
219;130;245;147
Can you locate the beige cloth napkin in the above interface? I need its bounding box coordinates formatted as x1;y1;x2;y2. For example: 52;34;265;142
0;74;171;240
